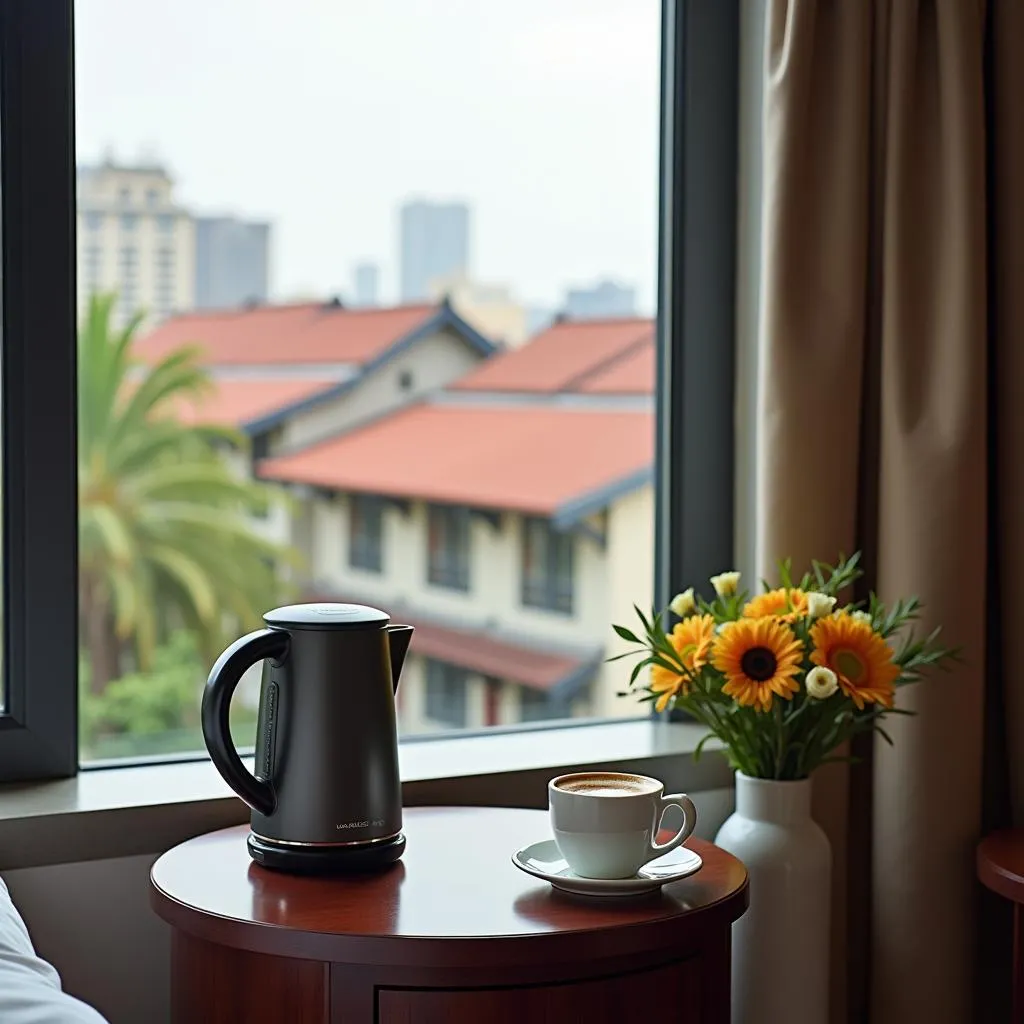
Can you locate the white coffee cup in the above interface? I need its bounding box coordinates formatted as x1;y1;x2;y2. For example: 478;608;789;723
548;771;697;880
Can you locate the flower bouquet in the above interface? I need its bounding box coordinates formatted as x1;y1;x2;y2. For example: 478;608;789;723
612;553;955;780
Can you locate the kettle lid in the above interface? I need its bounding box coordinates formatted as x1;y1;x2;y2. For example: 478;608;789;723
264;602;390;631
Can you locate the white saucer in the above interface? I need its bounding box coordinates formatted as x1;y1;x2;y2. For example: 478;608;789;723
511;839;703;897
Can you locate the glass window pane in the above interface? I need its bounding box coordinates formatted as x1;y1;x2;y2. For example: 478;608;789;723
75;1;658;759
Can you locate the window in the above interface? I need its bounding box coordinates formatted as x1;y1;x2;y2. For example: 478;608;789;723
0;0;740;773
0;1;78;777
427;505;470;591
84;211;103;231
520;688;572;723
145;187;159;207
83;245;101;289
119;245;137;268
521;518;574;614
349;495;384;572
424;660;469;728
120;213;136;231
155;246;174;272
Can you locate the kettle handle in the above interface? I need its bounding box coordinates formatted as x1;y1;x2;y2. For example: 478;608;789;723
202;628;288;817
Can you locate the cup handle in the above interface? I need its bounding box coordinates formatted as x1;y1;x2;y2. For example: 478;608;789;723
648;793;697;858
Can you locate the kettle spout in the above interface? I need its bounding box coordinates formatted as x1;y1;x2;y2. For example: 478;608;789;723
386;625;414;693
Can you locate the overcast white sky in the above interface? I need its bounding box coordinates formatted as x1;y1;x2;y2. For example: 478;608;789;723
75;1;661;311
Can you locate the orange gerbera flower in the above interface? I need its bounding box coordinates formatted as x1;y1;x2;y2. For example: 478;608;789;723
712;617;803;712
742;587;809;622
650;614;715;713
809;613;898;709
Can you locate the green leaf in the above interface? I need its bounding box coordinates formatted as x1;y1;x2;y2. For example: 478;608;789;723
629;659;649;687
613;624;641;644
692;732;716;762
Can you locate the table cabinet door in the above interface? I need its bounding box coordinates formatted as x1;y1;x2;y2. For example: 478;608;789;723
377;959;703;1024
171;934;328;1024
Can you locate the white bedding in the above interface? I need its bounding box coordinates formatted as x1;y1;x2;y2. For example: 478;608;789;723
0;877;108;1024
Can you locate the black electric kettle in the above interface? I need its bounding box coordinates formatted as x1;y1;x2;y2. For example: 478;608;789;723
201;602;413;873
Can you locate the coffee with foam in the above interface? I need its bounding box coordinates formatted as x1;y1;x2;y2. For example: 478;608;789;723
554;773;659;797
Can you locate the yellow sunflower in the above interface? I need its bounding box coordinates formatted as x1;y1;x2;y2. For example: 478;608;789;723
650;614;715;713
809;613;898;709
742;587;809;622
712;617;803;712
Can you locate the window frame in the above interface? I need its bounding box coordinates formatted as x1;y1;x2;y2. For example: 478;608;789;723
0;0;740;781
0;0;79;780
423;659;470;729
348;494;384;573
520;516;575;615
654;0;738;610
425;503;471;591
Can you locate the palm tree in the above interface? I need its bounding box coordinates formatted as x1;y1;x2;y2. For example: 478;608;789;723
79;293;293;694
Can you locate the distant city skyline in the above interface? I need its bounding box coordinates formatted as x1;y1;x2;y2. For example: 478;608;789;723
74;1;660;313
564;279;637;319
399;200;470;302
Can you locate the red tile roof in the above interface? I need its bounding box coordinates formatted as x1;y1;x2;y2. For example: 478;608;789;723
259;403;653;515
411;621;596;691
135;302;437;367
576;341;655;394
169;378;338;428
308;591;599;692
450;317;653;393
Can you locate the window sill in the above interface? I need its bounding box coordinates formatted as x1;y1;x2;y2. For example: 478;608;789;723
0;720;730;871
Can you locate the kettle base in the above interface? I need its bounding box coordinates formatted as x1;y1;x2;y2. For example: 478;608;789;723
247;832;406;875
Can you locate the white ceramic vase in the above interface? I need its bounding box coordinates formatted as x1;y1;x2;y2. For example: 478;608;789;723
714;772;831;1024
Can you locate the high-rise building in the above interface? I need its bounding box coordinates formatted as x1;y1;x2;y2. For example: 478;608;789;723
563;279;637;319
76;159;196;328
352;263;379;307
399;200;470;302
194;216;271;310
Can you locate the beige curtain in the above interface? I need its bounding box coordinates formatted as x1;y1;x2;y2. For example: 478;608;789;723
756;1;1023;1022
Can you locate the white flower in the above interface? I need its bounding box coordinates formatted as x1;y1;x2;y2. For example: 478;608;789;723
851;610;873;627
805;666;839;700
710;571;741;598
807;593;837;619
669;588;696;617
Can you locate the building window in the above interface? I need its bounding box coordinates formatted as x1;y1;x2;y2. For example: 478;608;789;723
521;518;574;614
84;211;103;231
120;213;137;231
83;245;102;288
157;214;175;235
520;688;571;723
119;244;137;268
118;185;131;204
349;495;384;573
424;660;468;728
145;187;159;207
427;504;470;590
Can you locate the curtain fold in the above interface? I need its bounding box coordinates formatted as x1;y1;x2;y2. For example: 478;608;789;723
756;1;1014;1020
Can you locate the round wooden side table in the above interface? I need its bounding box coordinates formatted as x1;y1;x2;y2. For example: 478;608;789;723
978;829;1024;1021
151;806;748;1023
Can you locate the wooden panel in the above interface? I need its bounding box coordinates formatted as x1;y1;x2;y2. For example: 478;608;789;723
151;807;748;969
377;959;701;1024
171;931;328;1024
